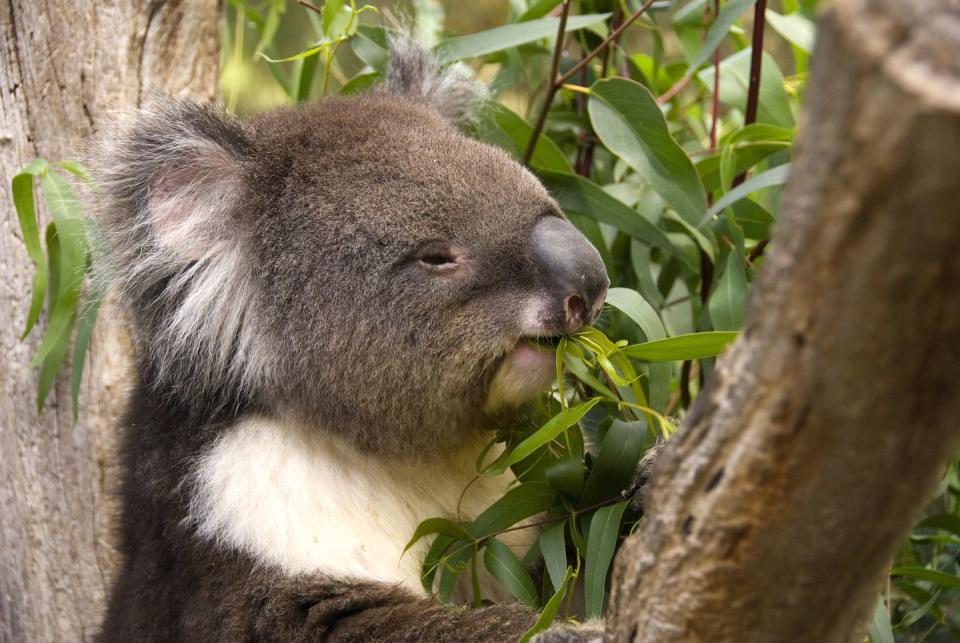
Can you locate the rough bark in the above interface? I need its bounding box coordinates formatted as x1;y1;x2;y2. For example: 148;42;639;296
0;3;219;641
607;0;960;641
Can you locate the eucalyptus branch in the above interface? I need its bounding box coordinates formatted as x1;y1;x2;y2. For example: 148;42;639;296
522;0;572;166
524;0;657;166
554;0;657;88
732;0;768;187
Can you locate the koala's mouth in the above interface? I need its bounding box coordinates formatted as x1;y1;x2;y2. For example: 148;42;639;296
483;338;558;413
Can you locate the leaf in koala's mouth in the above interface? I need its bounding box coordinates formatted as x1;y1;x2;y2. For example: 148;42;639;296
527;335;563;350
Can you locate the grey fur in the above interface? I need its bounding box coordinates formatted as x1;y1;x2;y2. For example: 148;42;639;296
381;35;486;126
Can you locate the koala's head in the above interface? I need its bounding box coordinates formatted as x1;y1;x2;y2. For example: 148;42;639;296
96;40;608;457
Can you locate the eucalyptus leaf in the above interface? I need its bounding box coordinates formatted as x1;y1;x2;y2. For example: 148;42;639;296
584;500;628;618
588;78;708;227
435;13;611;63
538;520;567;593
623;331;739;361
708;251;748;332
483;539;540;608
468;482;556;538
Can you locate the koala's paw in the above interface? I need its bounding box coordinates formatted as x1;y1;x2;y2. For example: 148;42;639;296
531;619;604;643
623;442;664;513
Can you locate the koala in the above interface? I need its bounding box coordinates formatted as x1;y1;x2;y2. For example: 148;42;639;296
94;39;609;642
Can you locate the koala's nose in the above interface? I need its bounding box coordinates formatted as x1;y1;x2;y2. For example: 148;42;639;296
530;216;609;333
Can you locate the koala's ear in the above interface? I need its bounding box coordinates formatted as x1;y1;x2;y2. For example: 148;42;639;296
97;94;251;264
381;36;486;126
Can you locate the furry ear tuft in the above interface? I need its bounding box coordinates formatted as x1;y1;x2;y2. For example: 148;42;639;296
93;93;252;286
381;36;486;126
91;93;267;399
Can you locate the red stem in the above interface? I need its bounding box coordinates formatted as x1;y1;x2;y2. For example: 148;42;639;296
732;0;768;187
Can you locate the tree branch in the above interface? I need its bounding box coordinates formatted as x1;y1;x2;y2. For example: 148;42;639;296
607;0;960;640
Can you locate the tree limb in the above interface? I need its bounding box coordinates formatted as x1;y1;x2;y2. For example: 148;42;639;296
607;0;960;640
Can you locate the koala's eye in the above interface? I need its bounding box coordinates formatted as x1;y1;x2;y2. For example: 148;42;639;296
414;245;465;274
419;252;456;267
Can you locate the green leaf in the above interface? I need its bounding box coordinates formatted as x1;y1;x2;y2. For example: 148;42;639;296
11;164;49;339
588;78;708;227
403;518;471;556
469;482;556;538
702;164;791;225
765;9;815;53
582;420;646;506
474;102;573;174
258;40;336;64
483;539;540;608
545;456;584;499
421;533;455;593
36;223;72;411
708;251;748;331
604;287;670;410
584;500;628;618
31;172;87;369
352;25;389;73
900;590;940;628
868;596;895;643
339;70;381;95
540;172;690;270
916;513;960;537
55;159;94;184
435;13;611;63
321;0;346;37
437;539;475;603
519;567;574;643
293;52;321;103
697;49;795;128
623;331;739;361
891;567;960;589
253;0;285;59
538;520;567;593
489;400;602;475
36;310;75;412
70;284;104;420
683;0;758;76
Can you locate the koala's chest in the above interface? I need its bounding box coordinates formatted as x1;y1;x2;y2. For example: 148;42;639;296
187;416;533;599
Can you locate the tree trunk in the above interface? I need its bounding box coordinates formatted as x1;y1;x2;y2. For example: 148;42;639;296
607;0;960;641
0;3;219;640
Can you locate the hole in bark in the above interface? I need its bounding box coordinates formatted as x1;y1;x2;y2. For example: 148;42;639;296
793;332;806;348
682;515;694;535
629;624;639;641
705;467;725;492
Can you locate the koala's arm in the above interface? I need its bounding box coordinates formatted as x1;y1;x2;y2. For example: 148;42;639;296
232;574;601;643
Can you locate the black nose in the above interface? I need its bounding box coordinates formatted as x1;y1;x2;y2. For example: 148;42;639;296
530;216;609;332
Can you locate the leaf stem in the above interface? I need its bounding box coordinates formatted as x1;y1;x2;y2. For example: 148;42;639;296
732;0;767;187
524;0;656;166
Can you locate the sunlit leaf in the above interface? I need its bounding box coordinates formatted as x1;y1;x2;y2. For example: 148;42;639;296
589;78;708;227
435;13;611;63
623;331;739;361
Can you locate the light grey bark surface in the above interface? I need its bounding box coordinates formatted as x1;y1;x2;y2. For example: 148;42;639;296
0;3;219;640
607;0;960;641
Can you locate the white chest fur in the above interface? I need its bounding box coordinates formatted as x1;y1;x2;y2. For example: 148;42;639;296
186;415;533;598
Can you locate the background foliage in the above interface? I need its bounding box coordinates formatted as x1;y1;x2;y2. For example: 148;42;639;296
9;0;960;640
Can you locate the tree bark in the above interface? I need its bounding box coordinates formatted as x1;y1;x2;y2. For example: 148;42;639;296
608;0;960;641
0;3;219;641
